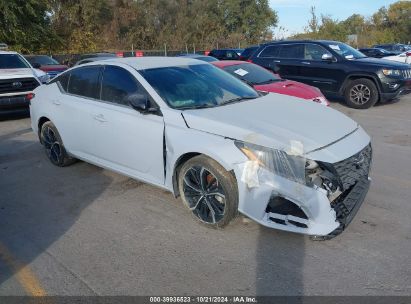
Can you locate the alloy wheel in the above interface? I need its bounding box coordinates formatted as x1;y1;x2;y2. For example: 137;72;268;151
349;84;371;105
182;166;226;224
42;126;62;164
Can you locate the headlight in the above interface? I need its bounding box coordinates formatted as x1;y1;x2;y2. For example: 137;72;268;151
382;69;401;76
312;96;330;106
235;141;306;184
37;74;50;84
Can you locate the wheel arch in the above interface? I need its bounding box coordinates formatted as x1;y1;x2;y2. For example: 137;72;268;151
171;151;236;197
340;74;382;100
37;116;51;142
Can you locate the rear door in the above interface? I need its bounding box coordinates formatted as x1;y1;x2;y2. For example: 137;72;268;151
51;66;102;154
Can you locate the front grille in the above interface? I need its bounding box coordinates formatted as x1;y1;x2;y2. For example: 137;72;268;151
401;69;411;79
0;77;40;94
332;144;372;191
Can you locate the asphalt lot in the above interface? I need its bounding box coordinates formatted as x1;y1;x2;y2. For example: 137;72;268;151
0;97;410;296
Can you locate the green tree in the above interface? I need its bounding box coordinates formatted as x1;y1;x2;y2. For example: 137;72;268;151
0;0;56;52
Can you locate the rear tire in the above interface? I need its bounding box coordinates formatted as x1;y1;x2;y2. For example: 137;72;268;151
178;155;238;228
344;78;379;109
40;121;76;167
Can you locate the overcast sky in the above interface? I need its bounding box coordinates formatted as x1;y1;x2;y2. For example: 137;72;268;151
269;0;400;37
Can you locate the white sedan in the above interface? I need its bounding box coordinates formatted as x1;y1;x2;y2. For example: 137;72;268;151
29;57;372;239
384;51;411;65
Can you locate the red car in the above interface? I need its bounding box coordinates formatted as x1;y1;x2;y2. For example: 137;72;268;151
211;60;329;106
24;55;68;79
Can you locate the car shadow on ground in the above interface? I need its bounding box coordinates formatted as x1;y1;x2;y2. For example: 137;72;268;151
0;128;112;294
256;226;305;297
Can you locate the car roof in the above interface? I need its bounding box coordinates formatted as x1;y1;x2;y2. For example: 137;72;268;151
84;57;205;70
211;60;248;68
177;54;208;58
0;50;18;55
260;39;341;46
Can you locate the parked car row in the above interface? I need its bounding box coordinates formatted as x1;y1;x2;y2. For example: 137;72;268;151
29;57;372;239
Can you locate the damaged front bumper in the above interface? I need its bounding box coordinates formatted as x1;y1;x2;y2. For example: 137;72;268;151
233;143;372;238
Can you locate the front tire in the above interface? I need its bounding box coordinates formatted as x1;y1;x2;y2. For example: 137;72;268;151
178;155;238;228
344;78;379;109
40;121;75;167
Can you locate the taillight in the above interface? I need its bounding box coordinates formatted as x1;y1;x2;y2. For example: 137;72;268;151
246;59;253;63
406;51;411;57
26;93;35;100
135;51;144;57
116;52;124;57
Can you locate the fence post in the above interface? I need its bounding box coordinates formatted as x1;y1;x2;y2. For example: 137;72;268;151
164;43;167;56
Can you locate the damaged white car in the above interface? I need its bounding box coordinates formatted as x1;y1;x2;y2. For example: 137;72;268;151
30;57;372;239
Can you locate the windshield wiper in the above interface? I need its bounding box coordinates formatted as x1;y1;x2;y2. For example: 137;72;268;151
179;104;216;110
221;96;258;106
255;78;281;85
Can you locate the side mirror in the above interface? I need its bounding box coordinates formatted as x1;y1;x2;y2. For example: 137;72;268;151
269;64;280;74
321;53;335;62
32;63;41;69
127;93;158;114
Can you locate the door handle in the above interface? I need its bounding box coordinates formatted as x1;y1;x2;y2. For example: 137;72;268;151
93;114;107;122
274;60;281;63
301;61;311;65
52;99;61;105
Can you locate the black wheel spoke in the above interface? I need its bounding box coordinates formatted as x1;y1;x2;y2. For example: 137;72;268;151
183;165;226;224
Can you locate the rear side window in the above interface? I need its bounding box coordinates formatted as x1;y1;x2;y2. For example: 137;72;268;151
67;66;101;99
259;45;280;58
101;66;140;105
279;44;304;59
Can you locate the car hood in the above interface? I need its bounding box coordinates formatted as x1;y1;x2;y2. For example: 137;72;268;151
0;68;38;80
355;57;409;68
254;80;321;100
182;93;358;154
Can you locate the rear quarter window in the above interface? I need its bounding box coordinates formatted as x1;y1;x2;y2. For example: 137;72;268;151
49;72;70;92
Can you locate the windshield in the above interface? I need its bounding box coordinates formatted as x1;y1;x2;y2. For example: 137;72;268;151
141;64;259;109
328;42;366;60
223;63;280;85
27;55;59;65
0;54;31;69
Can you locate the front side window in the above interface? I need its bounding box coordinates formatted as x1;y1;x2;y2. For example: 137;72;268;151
327;42;366;60
141;64;259;110
67;66;101;99
279;44;304;59
0;54;30;69
304;44;332;60
101;66;140;105
223;63;281;85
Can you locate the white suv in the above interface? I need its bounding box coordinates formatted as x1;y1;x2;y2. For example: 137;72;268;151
30;57;372;239
0;51;48;115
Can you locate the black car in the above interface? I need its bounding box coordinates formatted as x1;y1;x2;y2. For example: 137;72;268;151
373;44;411;55
359;48;396;58
208;49;240;60
239;46;259;61
249;40;411;109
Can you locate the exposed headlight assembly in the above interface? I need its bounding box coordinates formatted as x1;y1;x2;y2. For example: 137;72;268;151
382;69;401;76
235;141;306;185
